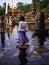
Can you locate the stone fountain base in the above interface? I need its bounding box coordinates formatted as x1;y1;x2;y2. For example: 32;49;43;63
16;44;29;65
17;44;29;49
35;47;48;52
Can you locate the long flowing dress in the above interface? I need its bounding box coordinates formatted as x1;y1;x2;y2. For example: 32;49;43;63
18;21;29;44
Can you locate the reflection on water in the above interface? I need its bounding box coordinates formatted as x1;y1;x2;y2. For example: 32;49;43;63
0;24;15;49
1;29;5;48
1;21;5;48
6;25;14;38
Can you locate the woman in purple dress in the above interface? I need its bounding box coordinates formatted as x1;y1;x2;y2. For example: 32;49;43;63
18;15;29;45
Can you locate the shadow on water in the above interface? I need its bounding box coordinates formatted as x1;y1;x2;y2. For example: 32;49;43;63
6;25;15;38
6;28;10;38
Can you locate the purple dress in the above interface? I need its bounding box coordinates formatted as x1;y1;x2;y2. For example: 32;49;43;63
18;23;29;44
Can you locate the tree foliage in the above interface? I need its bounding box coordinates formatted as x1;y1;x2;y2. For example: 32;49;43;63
0;1;49;15
0;7;5;15
16;2;31;13
0;2;6;15
41;0;48;8
16;2;24;8
41;0;49;11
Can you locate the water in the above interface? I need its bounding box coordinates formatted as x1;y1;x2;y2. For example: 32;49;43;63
0;25;33;50
0;25;49;50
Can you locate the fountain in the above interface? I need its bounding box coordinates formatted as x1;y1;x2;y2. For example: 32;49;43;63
35;12;48;52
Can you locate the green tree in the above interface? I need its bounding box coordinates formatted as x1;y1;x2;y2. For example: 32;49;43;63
23;4;31;13
16;2;24;8
3;2;6;14
0;7;5;15
41;0;48;8
16;2;31;13
0;2;6;15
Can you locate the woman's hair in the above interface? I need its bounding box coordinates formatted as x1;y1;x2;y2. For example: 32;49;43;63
20;15;25;21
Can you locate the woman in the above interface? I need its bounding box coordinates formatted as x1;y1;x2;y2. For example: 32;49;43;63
18;15;29;45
